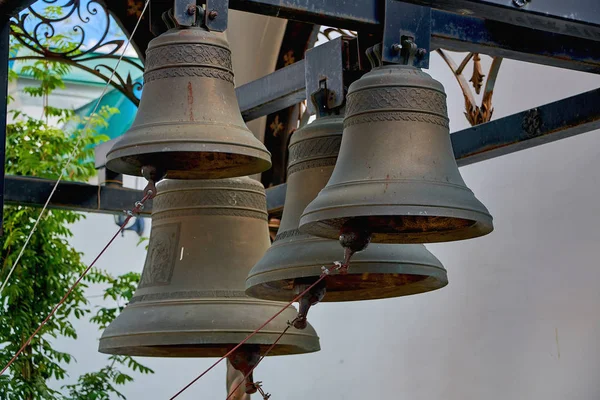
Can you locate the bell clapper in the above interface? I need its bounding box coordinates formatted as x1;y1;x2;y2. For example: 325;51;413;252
227;345;261;395
292;279;327;330
338;220;372;273
140;165;166;199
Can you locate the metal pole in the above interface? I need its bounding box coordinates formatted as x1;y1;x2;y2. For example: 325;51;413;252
0;18;10;234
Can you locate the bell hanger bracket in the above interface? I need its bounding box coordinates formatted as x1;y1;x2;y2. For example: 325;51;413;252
305;36;362;116
382;0;431;68
173;0;198;27
172;0;228;31
204;0;229;32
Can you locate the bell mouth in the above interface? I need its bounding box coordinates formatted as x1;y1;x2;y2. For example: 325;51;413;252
247;272;447;303
98;299;321;358
300;211;493;244
344;215;479;243
98;342;313;358
107;149;272;180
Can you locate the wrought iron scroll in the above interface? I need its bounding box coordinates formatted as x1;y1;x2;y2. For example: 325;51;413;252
9;0;144;106
437;50;503;126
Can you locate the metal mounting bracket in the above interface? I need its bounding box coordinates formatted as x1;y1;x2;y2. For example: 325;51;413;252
204;0;229;32
173;0;197;26
305;36;360;115
382;0;431;68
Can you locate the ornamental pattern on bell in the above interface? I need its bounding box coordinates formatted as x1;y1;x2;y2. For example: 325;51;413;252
138;222;181;288
146;44;233;71
345;87;448;117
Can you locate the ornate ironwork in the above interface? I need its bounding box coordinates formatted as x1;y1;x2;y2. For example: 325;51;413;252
317;26;356;42
437;50;503;126
9;0;144;106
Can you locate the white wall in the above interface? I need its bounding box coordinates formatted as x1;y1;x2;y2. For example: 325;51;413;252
43;29;600;400
8;77;104;125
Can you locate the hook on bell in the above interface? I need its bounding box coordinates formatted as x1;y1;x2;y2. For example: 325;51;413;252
106;24;271;180
298;65;493;244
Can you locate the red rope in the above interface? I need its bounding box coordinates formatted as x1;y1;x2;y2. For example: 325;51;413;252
169;264;341;399
0;192;152;376
225;326;290;400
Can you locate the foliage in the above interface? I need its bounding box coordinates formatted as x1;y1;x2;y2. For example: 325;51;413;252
0;5;152;399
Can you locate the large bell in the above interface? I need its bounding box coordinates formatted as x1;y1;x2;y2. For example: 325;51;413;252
246;115;447;302
105;24;271;179
99;177;319;357
299;65;493;244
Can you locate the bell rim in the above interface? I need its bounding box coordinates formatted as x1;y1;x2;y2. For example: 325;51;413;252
246;254;448;302
105;145;272;179
98;331;321;358
98;300;321;357
246;235;448;302
246;264;448;302
299;203;493;244
106;136;272;156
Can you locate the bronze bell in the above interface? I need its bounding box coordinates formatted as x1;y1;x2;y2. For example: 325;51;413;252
246;115;447;302
299;65;493;244
106;23;271;180
99;177;320;358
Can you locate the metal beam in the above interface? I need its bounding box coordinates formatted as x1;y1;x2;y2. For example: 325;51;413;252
7;0;600;73
453;88;600;167
238;60;306;121
228;0;381;32
399;0;600;42
430;12;600;74
265;88;600;213
4;175;152;216
228;1;600;74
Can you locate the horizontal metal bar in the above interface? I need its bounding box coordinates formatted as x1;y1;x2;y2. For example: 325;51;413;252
399;0;600;42
228;0;381;32
453;88;600;167
238;60;306;121
226;1;600;74
4;175;151;216
430;12;600;74
265;88;600;213
230;0;600;43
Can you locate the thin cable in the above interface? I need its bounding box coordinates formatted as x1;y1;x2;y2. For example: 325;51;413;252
169;264;341;399
0;192;151;375
0;0;150;297
225;326;291;400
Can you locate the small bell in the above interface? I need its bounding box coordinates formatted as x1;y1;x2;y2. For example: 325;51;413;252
99;177;319;357
299;65;493;244
106;13;271;180
246;115;447;302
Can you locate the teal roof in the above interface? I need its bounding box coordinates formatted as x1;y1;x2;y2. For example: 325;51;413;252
69;82;140;141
